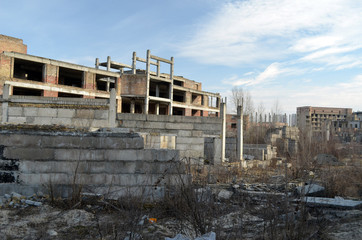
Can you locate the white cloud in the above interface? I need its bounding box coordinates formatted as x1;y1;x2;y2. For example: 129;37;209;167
224;62;293;86
179;0;362;69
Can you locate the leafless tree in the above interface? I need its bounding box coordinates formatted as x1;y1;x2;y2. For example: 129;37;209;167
231;86;254;115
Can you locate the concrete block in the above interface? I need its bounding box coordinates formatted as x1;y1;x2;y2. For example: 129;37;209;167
90;119;109;128
118;113;147;121
38;108;57;117
8;116;26;124
176;137;203;145
177;130;192;137
179;150;203;159
192;130;203;137
8;107;23;116
150;149;179;161
19;173;70;185
55;149;105;161
94;110;108;120
75;109;95;119
144;121;166;129
165;123;194;130
51;117;72;125
23;107;39;117
176;143;204;152
33;117;54;125
57;109;75;118
0;134;42;148
4;147;54;160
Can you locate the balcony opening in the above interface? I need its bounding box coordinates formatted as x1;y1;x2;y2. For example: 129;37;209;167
13;58;43;82
12;86;42;96
58;67;83;88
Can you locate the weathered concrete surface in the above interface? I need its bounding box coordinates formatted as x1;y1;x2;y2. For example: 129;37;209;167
0;127;189;198
118;113;221;160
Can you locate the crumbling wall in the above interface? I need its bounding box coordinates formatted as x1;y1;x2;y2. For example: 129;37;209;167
118;113;221;160
225;138;276;161
0;128;188;198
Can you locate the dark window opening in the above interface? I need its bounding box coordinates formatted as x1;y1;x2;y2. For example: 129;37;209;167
13;58;43;82
149;81;169;98
174;80;183;86
122;102;131;113
12;87;42;96
231;123;237;128
173;90;185;102
58;92;83;98
96;74;116;92
58;67;83;88
173;107;184;116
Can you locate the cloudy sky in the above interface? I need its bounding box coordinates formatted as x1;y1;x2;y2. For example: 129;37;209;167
1;0;361;114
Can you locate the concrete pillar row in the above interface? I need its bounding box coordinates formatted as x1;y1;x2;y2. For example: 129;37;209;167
220;102;226;163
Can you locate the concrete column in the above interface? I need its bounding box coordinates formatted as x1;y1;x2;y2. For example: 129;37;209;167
95;58;99;69
169;56;174;116
1;84;10;123
255;112;258;123
220;102;226;163
156;103;160;115
130;100;135;114
132;52;136;74
145;50;150;114
265;114;267;123
107;56;111;71
157;60;160;77
236;105;243;165
108;88;117;128
156;84;160;97
269;113;271;123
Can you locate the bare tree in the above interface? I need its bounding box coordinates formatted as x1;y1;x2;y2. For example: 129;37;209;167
271;98;283;122
231;86;254;115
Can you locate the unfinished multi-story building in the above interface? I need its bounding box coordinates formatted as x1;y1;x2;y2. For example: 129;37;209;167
0;34;220;116
297;106;352;132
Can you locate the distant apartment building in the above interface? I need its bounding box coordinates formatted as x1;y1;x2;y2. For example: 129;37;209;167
0;34;221;116
297;106;352;133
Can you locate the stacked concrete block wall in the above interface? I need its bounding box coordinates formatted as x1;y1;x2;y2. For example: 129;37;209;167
0;129;188;198
118;113;221;160
2;96;112;128
225;138;276;161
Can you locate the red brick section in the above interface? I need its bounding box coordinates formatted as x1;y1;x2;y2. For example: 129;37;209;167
83;72;95;99
42;64;58;97
203;111;209;117
185;108;192;116
0;55;12;95
121;75;147;96
0;35;27;54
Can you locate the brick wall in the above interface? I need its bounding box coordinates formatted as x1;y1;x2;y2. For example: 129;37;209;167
0;35;27;54
121;74;147;96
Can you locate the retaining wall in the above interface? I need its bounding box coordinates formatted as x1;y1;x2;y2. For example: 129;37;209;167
117;113;222;160
0;128;189;199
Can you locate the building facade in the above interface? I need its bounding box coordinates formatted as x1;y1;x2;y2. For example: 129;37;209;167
0;34;220;116
297;106;352;133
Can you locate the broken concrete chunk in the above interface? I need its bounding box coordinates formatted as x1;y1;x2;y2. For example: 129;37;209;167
217;189;233;200
302;196;362;209
25;199;42;206
11;192;22;199
297;183;325;196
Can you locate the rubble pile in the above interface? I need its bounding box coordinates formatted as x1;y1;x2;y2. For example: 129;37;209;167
0;192;43;208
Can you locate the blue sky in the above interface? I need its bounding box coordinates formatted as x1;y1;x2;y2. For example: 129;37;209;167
1;0;361;114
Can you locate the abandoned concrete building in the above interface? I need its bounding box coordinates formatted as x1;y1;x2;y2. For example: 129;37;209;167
0;35;220;117
297;106;352;132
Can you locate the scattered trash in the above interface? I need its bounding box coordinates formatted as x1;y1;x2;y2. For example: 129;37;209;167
149;217;157;223
165;232;216;240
